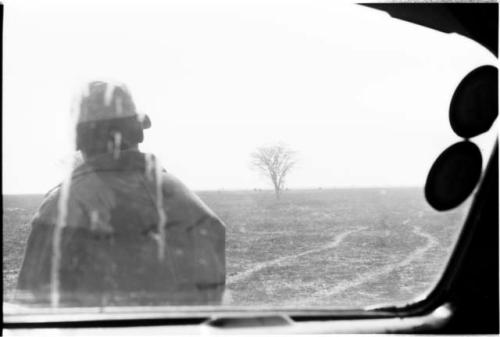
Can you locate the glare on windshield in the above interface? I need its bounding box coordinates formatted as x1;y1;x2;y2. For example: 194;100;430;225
3;0;497;310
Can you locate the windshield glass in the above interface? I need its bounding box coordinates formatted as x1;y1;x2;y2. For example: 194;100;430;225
3;0;497;312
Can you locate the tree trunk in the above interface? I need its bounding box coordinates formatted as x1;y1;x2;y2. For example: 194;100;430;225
271;175;280;199
274;186;281;199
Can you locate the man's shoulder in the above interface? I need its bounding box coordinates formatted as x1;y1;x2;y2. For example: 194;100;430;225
160;171;222;223
161;171;190;195
32;185;62;226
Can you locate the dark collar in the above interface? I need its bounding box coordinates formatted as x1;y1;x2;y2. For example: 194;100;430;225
73;151;150;177
44;151;163;196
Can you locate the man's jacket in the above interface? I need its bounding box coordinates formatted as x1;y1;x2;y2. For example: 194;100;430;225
16;151;226;306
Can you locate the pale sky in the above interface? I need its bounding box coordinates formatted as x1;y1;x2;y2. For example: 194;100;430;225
3;0;498;194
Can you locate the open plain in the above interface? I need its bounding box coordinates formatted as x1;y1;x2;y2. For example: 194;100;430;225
3;188;467;308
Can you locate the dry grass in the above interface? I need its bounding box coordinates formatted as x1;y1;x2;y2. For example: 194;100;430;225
3;188;467;308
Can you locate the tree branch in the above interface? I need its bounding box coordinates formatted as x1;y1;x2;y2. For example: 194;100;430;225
250;144;297;198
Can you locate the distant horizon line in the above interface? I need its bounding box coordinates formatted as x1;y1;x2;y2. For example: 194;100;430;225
3;185;423;196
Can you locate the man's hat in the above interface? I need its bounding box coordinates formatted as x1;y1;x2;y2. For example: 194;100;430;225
77;81;151;129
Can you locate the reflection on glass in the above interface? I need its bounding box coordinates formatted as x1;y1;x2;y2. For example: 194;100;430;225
2;1;497;311
14;81;226;307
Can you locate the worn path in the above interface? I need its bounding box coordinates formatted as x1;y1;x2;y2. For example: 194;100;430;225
284;220;438;306
228;227;367;286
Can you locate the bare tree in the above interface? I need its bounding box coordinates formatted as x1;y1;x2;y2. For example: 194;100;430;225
251;143;297;199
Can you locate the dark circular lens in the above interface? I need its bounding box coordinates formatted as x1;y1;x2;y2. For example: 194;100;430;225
450;65;498;139
425;141;482;211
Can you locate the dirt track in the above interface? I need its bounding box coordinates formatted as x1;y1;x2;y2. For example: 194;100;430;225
283;222;438;306
228;227;366;286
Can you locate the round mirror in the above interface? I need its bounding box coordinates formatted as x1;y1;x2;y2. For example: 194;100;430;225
425;141;482;211
449;65;498;139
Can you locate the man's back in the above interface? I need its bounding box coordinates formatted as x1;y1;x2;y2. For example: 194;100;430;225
16;150;226;306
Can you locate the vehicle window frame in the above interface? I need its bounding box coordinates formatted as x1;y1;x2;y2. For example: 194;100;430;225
2;2;498;334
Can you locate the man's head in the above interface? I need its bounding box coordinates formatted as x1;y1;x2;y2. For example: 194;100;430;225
75;81;151;157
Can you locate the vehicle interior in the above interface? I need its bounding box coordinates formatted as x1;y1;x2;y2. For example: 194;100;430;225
3;1;499;335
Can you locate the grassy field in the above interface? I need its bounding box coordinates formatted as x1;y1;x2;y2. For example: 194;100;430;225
3;188;468;308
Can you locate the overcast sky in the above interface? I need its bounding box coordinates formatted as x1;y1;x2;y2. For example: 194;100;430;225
3;0;497;194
